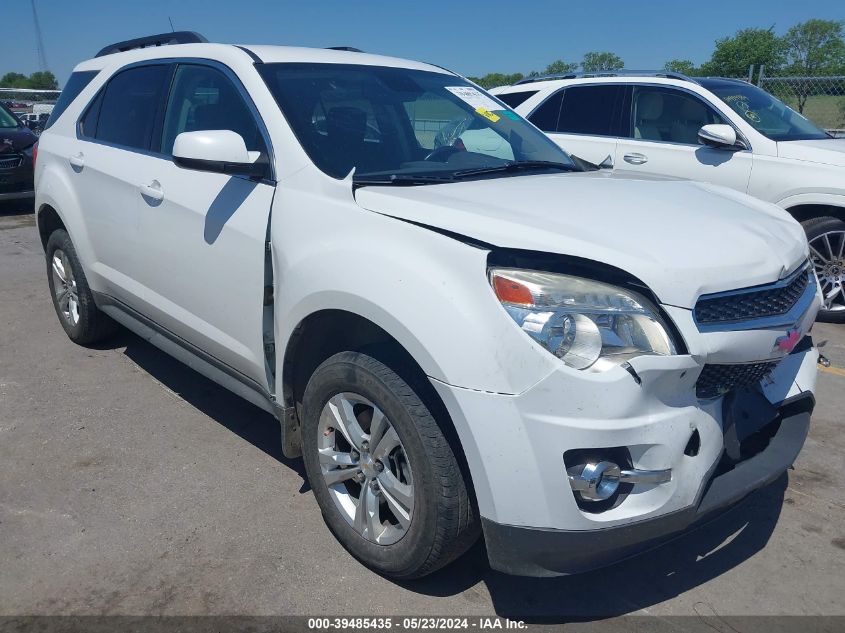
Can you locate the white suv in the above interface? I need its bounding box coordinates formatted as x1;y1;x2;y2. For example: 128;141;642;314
35;33;821;578
491;73;845;322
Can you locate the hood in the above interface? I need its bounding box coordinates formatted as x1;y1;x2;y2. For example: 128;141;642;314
777;138;845;167
355;172;808;309
0;125;37;154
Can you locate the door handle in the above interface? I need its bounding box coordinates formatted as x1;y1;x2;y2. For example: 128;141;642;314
623;153;648;165
69;153;84;170
139;180;164;203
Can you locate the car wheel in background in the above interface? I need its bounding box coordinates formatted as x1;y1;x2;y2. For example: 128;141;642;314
804;217;845;323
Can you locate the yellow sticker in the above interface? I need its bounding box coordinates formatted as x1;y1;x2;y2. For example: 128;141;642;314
475;107;501;123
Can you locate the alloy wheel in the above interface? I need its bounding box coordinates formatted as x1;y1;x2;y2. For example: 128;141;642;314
809;230;845;313
317;392;414;545
51;249;80;326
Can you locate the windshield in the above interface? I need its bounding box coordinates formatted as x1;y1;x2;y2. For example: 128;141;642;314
258;63;575;182
701;80;829;142
0;104;21;129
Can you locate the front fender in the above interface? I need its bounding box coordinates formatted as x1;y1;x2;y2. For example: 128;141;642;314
270;170;559;396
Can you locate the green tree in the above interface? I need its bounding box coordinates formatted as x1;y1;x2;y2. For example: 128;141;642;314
783;19;845;75
467;72;524;89
0;72;29;88
26;71;58;90
779;20;845;114
543;59;578;75
699;27;784;78
663;59;697;75
581;51;624;72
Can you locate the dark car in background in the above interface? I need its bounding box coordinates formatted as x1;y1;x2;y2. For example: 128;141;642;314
0;101;37;204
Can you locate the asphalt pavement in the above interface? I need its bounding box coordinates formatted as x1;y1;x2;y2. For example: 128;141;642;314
1;201;844;630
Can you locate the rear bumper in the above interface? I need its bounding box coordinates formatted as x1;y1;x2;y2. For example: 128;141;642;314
482;392;813;577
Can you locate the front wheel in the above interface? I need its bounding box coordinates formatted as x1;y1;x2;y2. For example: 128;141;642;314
804;216;845;323
301;351;479;579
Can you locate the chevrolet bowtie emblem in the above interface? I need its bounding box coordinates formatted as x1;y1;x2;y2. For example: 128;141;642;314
774;328;801;353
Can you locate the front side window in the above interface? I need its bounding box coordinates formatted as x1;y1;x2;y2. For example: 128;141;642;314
161;64;265;155
93;65;170;150
631;86;728;144
700;79;829;142
557;85;625;137
258;63;575;182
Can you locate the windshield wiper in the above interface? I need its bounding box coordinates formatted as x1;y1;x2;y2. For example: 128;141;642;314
354;173;455;186
451;160;578;179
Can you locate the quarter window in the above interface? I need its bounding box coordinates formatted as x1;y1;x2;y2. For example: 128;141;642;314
631;86;729;144
496;90;539;108
93;65;170;150
161;64;265;156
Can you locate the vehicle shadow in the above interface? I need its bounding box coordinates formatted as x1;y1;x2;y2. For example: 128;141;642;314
104;329;311;491
408;473;786;620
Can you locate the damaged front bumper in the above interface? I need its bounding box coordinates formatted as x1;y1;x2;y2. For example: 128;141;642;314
432;336;819;577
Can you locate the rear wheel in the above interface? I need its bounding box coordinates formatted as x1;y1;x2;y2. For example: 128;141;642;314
301;351;479;578
804;216;845;323
46;229;117;344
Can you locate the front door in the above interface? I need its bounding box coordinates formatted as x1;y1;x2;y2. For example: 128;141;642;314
614;85;753;192
132;63;275;388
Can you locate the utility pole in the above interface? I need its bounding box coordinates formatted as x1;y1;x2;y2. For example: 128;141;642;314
30;0;49;72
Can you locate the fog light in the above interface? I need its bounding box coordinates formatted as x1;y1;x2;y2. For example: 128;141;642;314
569;461;620;501
568;460;672;502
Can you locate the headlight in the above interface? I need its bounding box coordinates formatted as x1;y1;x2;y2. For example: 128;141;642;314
490;268;677;371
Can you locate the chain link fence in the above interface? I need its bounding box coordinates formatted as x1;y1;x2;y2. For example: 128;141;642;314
755;74;845;135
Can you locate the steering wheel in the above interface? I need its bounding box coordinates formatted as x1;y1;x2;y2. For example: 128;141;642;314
424;145;463;162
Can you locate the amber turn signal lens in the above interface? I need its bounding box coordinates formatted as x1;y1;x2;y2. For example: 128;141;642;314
492;273;534;306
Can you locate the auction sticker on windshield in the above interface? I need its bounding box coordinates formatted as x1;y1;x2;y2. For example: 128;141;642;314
446;86;502;112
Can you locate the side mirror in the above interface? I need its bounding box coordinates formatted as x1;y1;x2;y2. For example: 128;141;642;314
173;130;266;177
698;124;743;150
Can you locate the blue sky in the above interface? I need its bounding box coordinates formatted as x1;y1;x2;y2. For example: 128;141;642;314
2;0;843;87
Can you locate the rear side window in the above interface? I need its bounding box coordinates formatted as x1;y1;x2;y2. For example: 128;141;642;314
557;85;625;137
91;65;170;150
528;90;564;132
43;70;98;131
496;90;538;108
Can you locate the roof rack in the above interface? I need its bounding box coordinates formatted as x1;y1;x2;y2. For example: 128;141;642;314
326;46;364;53
95;31;208;58
513;70;699;86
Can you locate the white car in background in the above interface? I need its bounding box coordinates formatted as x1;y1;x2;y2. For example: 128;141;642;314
491;73;845;322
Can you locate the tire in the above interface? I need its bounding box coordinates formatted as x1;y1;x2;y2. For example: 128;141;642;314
301;351;479;579
803;216;845;323
45;229;118;344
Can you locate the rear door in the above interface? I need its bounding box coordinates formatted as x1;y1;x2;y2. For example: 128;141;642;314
528;84;626;165
614;85;753;191
132;62;275;387
72;63;173;308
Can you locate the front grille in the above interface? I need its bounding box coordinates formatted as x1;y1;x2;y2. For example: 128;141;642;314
0;155;23;170
694;265;811;325
696;361;779;399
